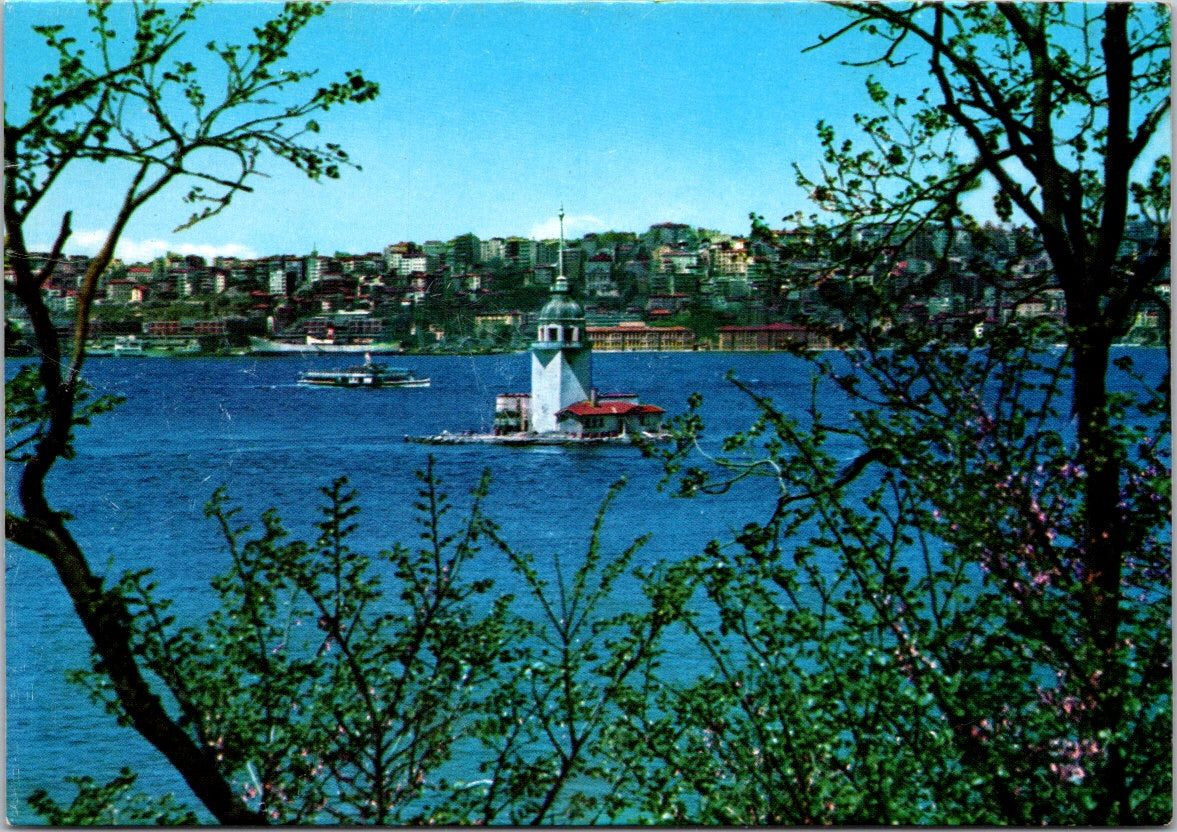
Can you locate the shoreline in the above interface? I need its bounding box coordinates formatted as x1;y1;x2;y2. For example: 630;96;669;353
5;341;1165;361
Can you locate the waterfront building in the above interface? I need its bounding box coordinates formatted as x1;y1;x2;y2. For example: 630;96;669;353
474;312;522;335
716;321;828;350
193;320;227;336
145;320;183;337
587;321;695;351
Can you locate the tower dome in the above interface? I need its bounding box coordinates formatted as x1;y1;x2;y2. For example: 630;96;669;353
532;273;588;349
538;275;584;323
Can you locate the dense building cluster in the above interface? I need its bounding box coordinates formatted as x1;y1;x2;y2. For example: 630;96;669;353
5;218;1168;354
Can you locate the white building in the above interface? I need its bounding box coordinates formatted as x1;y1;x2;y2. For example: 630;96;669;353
480;237;506;263
398;253;428;277
268;267;287;296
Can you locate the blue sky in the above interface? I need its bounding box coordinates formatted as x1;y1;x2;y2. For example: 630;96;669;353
1;2;1038;262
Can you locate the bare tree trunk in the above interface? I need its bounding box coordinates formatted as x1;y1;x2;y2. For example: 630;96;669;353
6;249;265;825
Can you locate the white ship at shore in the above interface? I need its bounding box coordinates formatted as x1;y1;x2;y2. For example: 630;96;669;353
248;335;402;355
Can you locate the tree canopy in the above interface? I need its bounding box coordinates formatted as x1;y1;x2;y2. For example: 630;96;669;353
664;2;1171;822
5;2;378;823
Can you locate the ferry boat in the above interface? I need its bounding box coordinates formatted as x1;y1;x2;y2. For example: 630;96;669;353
298;359;429;389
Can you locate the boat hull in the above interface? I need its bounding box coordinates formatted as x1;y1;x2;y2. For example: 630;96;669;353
299;375;430;388
297;360;429;388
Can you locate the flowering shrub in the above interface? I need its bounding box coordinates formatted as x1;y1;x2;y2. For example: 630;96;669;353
640;322;1170;823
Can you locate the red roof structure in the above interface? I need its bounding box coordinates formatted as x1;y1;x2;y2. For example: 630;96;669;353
557;401;665;418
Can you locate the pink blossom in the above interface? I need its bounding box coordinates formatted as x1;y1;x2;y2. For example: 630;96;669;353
1050;762;1086;783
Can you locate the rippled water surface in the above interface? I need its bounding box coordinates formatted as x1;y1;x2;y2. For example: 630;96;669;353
6;348;1164;821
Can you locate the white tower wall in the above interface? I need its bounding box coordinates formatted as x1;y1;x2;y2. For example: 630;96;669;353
530;347;592;433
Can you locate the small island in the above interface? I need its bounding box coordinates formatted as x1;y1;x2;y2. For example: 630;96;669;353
409;211;666;447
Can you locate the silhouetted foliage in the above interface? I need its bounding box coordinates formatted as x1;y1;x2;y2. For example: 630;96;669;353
6;2;378;823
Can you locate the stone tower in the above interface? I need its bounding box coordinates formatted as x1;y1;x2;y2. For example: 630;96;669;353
530;209;592;433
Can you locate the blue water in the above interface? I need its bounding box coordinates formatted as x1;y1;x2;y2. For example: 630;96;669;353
6;348;1166;822
5;351;827;822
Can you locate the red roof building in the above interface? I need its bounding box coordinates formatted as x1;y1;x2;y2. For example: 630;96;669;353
587;321;695;351
555;396;665;438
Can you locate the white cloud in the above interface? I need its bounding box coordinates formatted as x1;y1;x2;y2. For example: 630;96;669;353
116;238;260;263
40;229;258;263
66;229;114;252
528;214;607;241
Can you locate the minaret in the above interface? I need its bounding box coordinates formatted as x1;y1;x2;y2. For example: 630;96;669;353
530;207;592;433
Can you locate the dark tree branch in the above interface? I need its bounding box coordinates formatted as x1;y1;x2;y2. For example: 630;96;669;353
6;2;380;824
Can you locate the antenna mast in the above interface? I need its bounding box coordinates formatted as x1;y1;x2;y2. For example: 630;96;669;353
557;205;565;280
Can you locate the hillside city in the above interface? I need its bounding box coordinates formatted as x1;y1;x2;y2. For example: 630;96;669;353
5;219;1169;356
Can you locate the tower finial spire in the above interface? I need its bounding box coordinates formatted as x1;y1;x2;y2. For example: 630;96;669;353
557;205;565;282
